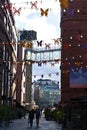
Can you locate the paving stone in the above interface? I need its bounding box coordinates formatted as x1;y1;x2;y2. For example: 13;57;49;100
0;114;62;130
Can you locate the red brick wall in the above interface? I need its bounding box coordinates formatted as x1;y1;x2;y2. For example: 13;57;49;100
60;0;87;103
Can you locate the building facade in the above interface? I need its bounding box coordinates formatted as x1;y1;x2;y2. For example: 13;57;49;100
18;30;37;108
0;0;17;105
60;0;87;104
33;79;61;107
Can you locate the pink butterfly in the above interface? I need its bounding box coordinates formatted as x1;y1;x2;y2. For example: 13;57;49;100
5;3;12;11
45;43;50;49
30;1;38;10
13;7;21;15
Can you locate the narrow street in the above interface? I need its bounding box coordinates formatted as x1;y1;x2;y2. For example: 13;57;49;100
0;114;62;130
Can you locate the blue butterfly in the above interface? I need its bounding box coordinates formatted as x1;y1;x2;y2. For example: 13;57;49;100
37;40;43;46
38;61;42;66
67;9;74;16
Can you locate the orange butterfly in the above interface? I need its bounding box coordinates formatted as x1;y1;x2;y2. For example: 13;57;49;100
59;0;68;8
40;8;49;16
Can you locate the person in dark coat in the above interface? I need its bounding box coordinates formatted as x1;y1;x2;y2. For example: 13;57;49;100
35;107;41;127
28;108;35;127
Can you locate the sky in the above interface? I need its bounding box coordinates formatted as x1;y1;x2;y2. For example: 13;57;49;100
10;0;61;84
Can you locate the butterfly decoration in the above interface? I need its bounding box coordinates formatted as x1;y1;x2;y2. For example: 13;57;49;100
56;72;59;75
11;42;15;46
76;34;82;41
59;0;68;8
43;60;47;64
45;43;50;49
37;40;43;46
25;61;30;65
34;75;36;78
75;62;81;66
46;81;48;85
20;61;24;65
5;42;9;46
81;43;87;49
20;41;26;47
38;61;42;66
83;53;87;59
26;43;32;48
63;43;69;49
12;61;16;65
30;1;38;10
41;75;44;78
54;38;59;44
48;74;51;77
51;63;55;66
5;3;12;11
54;59;60;62
40;8;49;16
13;7;21;15
67;9;74;16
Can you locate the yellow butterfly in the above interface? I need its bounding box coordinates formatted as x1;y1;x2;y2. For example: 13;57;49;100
40;8;49;16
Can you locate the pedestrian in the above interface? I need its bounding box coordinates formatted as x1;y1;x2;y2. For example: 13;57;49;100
28;108;35;128
35;107;41;127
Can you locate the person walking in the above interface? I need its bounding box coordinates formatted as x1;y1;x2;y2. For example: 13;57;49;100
28;108;35;128
35;107;41;127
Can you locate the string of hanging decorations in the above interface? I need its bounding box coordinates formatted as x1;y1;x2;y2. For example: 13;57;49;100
2;38;61;65
1;0;69;16
15;70;60;81
33;71;60;79
23;71;60;81
1;38;61;48
2;59;61;65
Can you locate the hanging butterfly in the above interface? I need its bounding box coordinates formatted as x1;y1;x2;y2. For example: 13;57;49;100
45;43;50;49
12;61;16;65
41;75;44;78
30;1;38;10
59;0;68;8
43;60;47;64
40;8;49;16
51;63;55;66
54;59;60;62
38;61;42;66
13;7;21;15
37;40;42;46
63;43;69;49
54;38;59;44
11;42;15;46
81;43;87;49
26;43;32;48
83;53;87;59
5;42;9;46
5;3;12;11
56;72;59;75
46;81;48;85
34;75;36;78
20;41;26;47
76;34;83;41
48;74;51;77
67;9;74;16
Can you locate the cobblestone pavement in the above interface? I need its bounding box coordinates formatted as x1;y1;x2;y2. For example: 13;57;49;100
0;114;62;130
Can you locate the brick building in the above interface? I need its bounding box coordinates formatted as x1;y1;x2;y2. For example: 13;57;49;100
60;0;87;104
